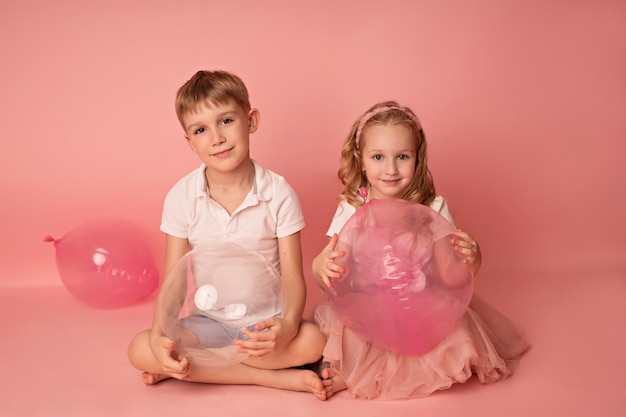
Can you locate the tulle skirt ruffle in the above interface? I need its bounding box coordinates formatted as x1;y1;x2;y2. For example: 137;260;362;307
314;296;530;400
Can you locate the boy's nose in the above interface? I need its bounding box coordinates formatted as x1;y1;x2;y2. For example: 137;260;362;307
210;130;226;145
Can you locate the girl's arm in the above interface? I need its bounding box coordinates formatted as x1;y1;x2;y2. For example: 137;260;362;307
431;230;481;288
312;234;345;289
433;198;481;277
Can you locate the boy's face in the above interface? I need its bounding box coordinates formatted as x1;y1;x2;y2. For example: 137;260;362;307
182;100;259;175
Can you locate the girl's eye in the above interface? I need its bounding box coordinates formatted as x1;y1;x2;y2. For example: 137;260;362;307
194;127;206;135
398;154;409;160
373;154;383;161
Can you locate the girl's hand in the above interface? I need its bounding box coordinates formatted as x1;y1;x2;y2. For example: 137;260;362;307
234;317;297;358
150;335;190;380
312;234;345;288
450;229;482;275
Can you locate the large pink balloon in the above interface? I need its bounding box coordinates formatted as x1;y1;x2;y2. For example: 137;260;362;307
158;243;282;367
328;199;474;355
45;218;159;308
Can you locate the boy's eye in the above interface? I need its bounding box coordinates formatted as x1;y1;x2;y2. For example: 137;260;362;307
194;127;206;135
220;118;234;126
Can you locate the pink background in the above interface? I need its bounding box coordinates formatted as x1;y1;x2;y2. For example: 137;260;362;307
1;1;625;415
2;0;625;293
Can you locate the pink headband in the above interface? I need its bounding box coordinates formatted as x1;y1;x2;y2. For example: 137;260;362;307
355;106;422;149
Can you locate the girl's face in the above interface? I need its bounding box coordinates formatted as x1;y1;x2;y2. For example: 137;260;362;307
360;123;417;200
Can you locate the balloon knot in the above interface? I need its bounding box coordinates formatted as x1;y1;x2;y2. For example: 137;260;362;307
43;235;57;243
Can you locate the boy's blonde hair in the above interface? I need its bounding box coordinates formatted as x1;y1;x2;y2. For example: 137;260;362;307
337;100;436;207
175;70;251;129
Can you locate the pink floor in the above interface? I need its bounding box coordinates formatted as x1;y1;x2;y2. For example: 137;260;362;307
2;266;624;417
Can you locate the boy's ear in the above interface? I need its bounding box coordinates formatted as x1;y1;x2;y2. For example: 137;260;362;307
184;134;197;153
248;108;260;133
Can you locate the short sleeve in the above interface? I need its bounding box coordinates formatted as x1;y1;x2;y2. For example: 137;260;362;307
429;195;456;229
160;183;191;238
160;166;204;239
274;177;305;238
326;200;357;237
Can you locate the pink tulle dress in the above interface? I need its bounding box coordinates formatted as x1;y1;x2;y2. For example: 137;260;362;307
315;296;530;400
314;197;530;400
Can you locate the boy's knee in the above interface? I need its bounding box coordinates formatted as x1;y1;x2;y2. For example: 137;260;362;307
127;337;140;365
127;330;150;367
300;322;326;361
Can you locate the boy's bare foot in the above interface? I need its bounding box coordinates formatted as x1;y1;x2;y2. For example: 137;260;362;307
141;363;326;400
142;372;170;386
321;366;347;399
275;368;327;401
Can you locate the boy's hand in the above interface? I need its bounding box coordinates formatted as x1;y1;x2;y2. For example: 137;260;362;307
234;317;297;358
151;335;190;380
312;234;345;288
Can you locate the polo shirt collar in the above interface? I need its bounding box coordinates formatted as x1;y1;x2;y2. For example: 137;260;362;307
194;160;271;202
252;160;271;202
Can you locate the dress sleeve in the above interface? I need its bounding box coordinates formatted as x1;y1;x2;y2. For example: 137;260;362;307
429;195;457;229
326;200;357;237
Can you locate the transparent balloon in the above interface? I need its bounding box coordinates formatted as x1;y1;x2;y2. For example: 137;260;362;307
45;218;159;308
158;243;282;367
328;199;474;355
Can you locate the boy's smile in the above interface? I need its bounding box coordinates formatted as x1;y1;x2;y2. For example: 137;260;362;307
211;146;235;158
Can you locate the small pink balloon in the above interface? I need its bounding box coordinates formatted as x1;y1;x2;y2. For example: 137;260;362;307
45;218;159;308
328;199;474;355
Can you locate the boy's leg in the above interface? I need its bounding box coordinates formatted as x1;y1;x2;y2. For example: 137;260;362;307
128;323;328;400
127;329;171;385
185;362;326;399
127;329;158;373
127;329;189;384
189;321;327;398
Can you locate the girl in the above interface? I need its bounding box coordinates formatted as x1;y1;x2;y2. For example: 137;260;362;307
312;101;530;400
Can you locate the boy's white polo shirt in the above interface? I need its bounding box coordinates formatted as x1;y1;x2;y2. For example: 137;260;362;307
161;160;305;271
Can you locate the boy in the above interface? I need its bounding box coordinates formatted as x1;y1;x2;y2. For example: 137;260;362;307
127;70;327;400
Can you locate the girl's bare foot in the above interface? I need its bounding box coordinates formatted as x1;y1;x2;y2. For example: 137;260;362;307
321;366;347;399
142;372;170;386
